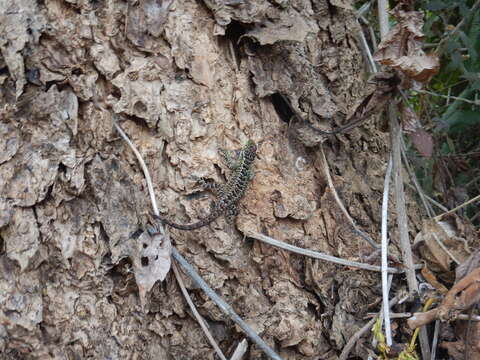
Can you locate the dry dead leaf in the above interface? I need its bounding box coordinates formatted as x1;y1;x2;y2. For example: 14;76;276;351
373;6;439;86
421;265;449;294
410;128;433;158
401;104;433;157
133;226;172;308
414;219;470;274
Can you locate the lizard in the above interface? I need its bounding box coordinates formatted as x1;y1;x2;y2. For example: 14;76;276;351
154;139;257;230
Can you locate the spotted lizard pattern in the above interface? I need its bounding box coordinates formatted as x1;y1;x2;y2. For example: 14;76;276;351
155;140;257;230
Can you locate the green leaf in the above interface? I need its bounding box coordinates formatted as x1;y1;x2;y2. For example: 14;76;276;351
460;71;480;82
426;0;448;11
458;30;479;66
471;80;480;90
443;110;480;133
458;1;470;17
446;50;463;72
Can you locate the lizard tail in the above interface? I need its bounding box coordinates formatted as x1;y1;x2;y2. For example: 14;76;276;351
153;215;205;230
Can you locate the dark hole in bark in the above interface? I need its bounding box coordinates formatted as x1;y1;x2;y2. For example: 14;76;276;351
141;257;149;266
270;93;294;124
71;67;83;76
45;81;57;91
225;20;247;45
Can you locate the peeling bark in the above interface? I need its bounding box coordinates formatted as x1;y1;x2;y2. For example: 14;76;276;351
0;0;424;359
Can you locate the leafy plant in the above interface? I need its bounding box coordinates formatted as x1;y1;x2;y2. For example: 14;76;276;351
414;0;480;222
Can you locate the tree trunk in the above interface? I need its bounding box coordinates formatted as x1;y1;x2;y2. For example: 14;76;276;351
0;0;421;359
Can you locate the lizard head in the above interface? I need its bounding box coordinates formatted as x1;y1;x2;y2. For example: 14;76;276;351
244;139;257;163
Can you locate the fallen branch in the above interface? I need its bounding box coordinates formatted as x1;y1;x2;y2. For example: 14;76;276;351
407;268;480;329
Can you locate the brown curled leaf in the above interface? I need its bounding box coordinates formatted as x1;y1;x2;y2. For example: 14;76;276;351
373;6;439;86
421;265;449;294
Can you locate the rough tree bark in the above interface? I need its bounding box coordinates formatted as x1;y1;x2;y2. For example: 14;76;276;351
0;0;423;359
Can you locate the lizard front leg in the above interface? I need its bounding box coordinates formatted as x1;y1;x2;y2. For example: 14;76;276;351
220;148;241;170
193;176;223;195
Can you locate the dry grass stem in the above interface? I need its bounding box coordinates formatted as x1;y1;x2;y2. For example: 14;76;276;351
381;155;393;345
430;320;440;360
416;89;480;106
377;0;428;356
112;118;161;223
319;144;379;249
248;232;410;273
355;20;378;73
434;194;480;221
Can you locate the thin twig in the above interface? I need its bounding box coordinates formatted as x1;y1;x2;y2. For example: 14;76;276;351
355;1;371;18
247;232;420;273
172;247;283;360
389;107;419;292
340;317;377;360
409;311;480;329
113;117;161;223
356;19;378;73
172;262;228;360
381;155;393;346
319;144;379;249
415;89;480;106
405;183;448;212
434;194;480;221
366;312;411;319
368;24;378;51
